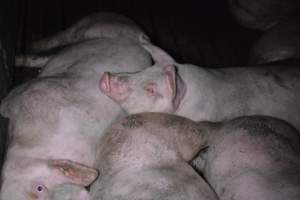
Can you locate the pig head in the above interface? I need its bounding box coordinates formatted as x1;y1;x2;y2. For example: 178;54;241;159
0;79;99;200
100;64;186;114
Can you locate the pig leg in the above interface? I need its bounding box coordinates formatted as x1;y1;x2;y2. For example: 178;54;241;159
28;17;90;51
15;54;51;68
16;15;91;67
29;28;82;52
28;12;132;51
139;34;175;66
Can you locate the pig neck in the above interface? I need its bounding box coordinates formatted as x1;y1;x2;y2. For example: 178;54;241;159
175;64;222;121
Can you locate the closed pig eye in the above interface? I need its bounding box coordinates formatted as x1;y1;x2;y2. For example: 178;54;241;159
144;83;163;99
144;84;157;96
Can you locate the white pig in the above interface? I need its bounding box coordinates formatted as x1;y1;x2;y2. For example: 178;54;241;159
0;14;152;199
100;37;300;130
90;112;218;200
198;115;300;200
92;112;300;200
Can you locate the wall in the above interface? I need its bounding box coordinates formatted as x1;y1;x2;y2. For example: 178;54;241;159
0;0;16;169
17;0;260;67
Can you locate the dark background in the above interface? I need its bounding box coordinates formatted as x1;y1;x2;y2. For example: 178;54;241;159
17;0;260;67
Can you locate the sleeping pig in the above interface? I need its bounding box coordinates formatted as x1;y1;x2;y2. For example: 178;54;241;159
0;14;152;199
100;36;300;130
90;112;218;200
92;112;300;200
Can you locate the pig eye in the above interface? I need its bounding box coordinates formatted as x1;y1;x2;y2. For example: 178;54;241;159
32;183;48;195
36;185;45;192
144;84;157;95
146;87;155;94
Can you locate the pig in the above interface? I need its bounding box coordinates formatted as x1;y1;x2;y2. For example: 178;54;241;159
227;0;300;30
0;15;152;199
48;184;89;200
92;112;300;200
100;37;300;131
16;12;149;68
197;115;300;200
249;19;300;65
90;112;218;200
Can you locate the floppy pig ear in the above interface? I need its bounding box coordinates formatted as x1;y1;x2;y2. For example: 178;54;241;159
48;159;98;186
164;65;177;100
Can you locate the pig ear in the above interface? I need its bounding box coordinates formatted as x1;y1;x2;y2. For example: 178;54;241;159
164;65;177;100
48;159;98;186
164;65;186;111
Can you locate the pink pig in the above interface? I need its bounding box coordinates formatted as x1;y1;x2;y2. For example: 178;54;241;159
100;36;300;130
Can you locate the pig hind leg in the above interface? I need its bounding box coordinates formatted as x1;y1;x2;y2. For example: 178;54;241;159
16;17;93;67
15;54;51;68
28;14;101;52
29;23;85;52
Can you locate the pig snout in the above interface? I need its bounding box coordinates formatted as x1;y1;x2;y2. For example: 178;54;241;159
99;72;130;103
